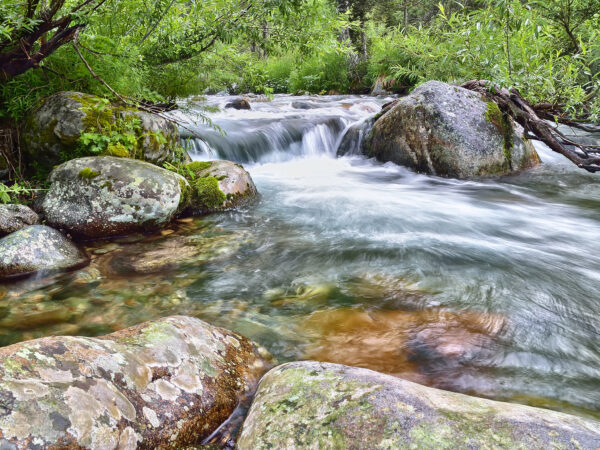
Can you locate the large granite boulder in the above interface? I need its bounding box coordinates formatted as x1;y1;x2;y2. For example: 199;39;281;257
182;160;258;215
0;204;39;237
238;361;600;449
363;81;540;178
40;156;190;238
0;225;87;279
0;315;274;449
21;91;188;175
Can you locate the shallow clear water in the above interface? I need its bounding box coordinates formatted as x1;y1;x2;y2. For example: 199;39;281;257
1;95;599;419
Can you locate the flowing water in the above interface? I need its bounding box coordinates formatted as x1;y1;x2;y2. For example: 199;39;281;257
1;94;600;419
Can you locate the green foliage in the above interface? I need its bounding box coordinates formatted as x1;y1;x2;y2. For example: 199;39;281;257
289;51;350;94
365;1;600;120
76;100;142;159
0;182;43;205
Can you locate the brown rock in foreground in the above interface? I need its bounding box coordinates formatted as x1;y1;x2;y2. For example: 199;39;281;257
0;315;273;449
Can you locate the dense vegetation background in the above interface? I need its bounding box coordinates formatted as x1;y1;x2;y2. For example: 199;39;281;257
1;0;599;122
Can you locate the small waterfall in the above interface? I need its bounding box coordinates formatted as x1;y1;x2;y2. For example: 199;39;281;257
176;95;385;164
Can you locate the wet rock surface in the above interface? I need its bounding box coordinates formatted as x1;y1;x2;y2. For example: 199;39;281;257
0;225;87;280
336;117;375;157
225;98;251;110
0;204;39;237
238;361;600;449
0;315;273;449
40;156;189;238
363;81;540;178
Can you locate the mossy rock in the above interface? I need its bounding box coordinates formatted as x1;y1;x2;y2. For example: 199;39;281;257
0;315;274;448
238;361;600;449
363;81;540;178
20;91;190;178
40;156;190;238
180;160;258;216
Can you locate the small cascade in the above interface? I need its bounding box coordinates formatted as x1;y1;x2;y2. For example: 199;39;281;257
175;94;386;163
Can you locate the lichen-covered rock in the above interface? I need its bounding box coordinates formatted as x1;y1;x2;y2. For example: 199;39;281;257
40;156;190;238
0;204;39;237
363;81;540;178
0;225;87;279
0;315;274;449
20;91;188;176
238;361;600;449
182;160;258;215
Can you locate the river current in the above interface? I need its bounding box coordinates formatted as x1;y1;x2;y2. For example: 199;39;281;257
1;94;599;418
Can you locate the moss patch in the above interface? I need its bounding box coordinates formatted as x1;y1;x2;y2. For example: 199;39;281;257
193;176;226;210
185;161;212;175
78;168;101;179
485;101;514;167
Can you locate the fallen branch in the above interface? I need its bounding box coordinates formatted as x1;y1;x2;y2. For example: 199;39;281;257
461;80;600;173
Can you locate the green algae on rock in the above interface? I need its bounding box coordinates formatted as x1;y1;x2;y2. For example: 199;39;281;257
363;81;540;178
0;315;274;449
41;156;190;238
180;160;258;215
20;91;189;177
237;361;600;449
0;225;87;280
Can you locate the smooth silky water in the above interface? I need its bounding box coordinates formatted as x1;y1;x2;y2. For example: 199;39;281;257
1;95;599;419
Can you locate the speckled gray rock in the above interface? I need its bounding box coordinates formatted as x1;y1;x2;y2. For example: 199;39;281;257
238;361;600;449
185;160;258;215
41;156;190;238
363;81;540;178
21;91;187;174
0;204;39;237
0;225;87;279
0;315;274;449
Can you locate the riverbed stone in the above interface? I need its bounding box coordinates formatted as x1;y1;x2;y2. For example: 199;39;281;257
183;160;258;215
0;204;39;237
40;156;190;238
363;81;540;178
238;361;600;449
0;225;87;279
225;98;251;110
0;315;274;449
20;91;187;175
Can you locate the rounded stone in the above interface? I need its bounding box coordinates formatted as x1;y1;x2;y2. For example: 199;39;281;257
184;160;258;215
0;204;39;237
40;156;189;238
0;225;87;279
0;315;274;449
238;361;600;449
363;81;540;178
